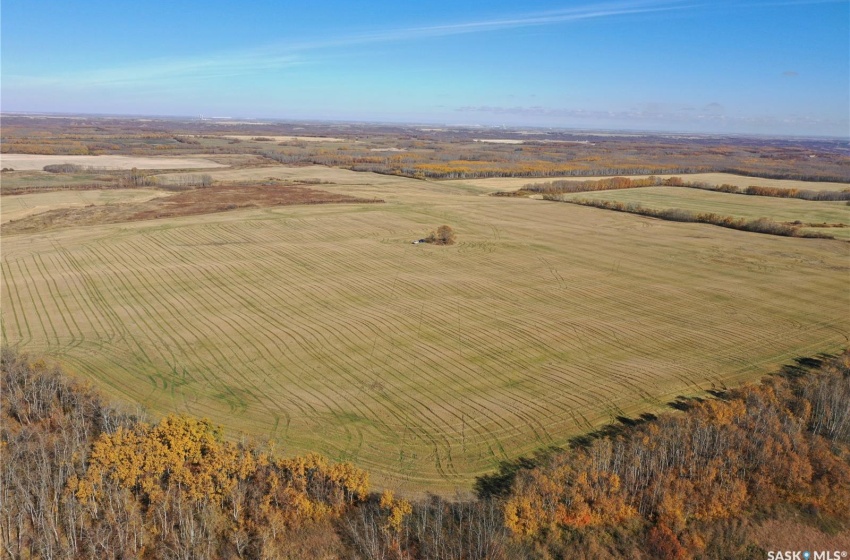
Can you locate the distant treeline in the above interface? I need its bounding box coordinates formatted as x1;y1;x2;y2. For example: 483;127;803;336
515;176;850;201
3;347;848;559
5;115;850;182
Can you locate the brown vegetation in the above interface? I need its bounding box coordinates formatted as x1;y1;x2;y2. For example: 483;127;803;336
2;183;384;235
423;225;456;245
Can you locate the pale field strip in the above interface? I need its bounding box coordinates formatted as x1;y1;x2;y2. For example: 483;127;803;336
557;186;850;240
2;169;848;493
222;135;347;143
0;154;228;171
442;172;850;192
473;139;524;144
0;189;172;224
472;139;591;145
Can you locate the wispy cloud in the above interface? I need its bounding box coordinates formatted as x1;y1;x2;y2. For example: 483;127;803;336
352;0;692;40
5;0;691;90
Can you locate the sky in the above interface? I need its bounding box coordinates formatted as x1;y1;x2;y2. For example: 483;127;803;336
2;0;848;137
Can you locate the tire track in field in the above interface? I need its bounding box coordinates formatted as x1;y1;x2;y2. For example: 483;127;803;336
32;253;84;351
77;240;189;382
143;231;322;422
352;254;608;456
149;223;394;442
342;298;520;450
222;232;486;476
51;245;127;345
45;241;113;346
1;261;33;347
90;230;261;404
10;259;55;347
110;231;274;412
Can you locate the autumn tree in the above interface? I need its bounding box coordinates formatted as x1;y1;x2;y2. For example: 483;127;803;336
425;225;456;245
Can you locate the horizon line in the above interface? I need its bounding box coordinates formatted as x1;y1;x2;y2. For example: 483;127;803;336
2;110;848;141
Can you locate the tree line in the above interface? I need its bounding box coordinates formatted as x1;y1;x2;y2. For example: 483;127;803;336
2;346;848;559
517;176;850;201
548;197;833;239
500;352;850;558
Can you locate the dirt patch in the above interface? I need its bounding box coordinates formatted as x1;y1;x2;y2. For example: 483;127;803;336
2;183;383;234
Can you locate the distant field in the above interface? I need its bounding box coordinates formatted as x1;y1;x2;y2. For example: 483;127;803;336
156;165;486;198
0;154;227;171
1;189;171;224
156;164;356;185
444;172;850;193
473;139;524;144
557;186;850;240
1;170;114;192
3;165;848;494
222;135;347;143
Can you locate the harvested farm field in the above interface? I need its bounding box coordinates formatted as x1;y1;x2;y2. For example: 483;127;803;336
2;166;848;493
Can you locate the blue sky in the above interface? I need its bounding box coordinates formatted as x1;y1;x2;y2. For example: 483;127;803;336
2;0;848;136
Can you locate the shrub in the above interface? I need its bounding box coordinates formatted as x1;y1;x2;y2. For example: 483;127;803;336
424;225;456;245
43;163;84;173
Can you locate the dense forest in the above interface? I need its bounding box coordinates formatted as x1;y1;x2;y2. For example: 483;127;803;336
2;347;848;559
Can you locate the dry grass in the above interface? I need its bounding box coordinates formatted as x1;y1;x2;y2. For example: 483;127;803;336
2;165;848;495
0;154;227;171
